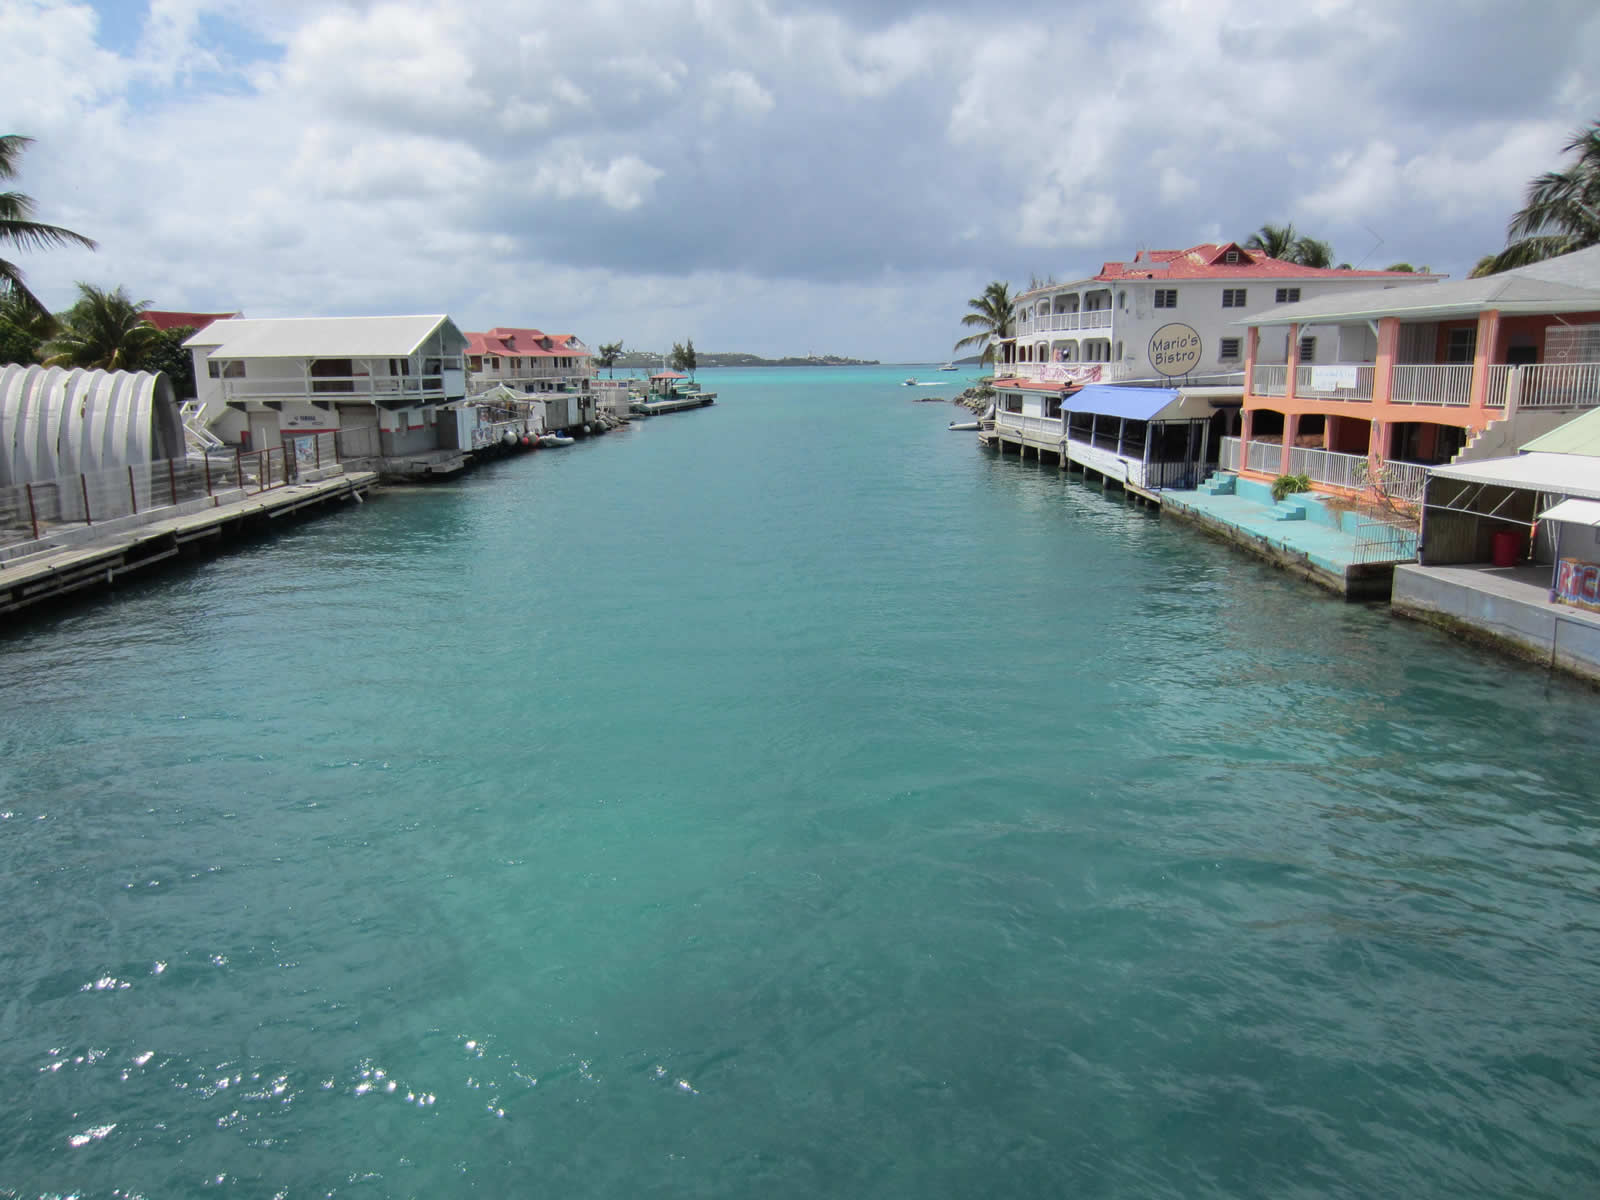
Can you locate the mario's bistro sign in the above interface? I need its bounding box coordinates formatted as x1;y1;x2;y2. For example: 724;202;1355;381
1148;324;1202;377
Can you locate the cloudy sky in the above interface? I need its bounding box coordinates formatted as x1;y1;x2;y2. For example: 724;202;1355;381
4;0;1599;361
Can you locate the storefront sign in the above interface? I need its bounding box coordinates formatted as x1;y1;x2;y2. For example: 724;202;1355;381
1553;558;1600;611
1148;324;1202;377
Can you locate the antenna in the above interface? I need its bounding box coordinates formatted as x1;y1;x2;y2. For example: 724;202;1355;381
1352;225;1384;270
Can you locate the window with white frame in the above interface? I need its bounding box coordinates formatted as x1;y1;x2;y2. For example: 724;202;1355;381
1219;337;1242;361
1225;249;1240;263
1275;287;1301;303
1222;288;1248;308
1154;289;1178;308
1298;336;1317;363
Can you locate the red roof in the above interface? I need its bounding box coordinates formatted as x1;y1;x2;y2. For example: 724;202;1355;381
464;327;591;358
143;309;238;333
651;371;687;379
1091;243;1430;283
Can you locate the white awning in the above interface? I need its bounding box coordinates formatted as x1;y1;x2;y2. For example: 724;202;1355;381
1538;498;1600;526
1428;452;1600;500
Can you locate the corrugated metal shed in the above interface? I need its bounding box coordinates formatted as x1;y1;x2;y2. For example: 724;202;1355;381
1427;452;1600;499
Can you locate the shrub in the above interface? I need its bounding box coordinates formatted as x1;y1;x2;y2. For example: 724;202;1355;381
1271;473;1312;502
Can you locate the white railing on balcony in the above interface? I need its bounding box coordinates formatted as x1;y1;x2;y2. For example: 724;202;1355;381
994;411;1064;437
1482;364;1510;409
1251;364;1287;397
1389;363;1473;406
1295;364;1375;400
1016;310;1115;336
1219;436;1241;472
1519;363;1600;409
223;375;452;401
1244;440;1281;473
1287;445;1366;490
1001;362;1108;385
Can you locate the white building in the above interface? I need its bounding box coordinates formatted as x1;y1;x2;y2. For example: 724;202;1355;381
986;244;1443;492
1004;242;1440;387
184;314;468;457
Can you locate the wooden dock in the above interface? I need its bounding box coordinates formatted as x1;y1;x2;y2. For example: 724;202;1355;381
0;470;376;619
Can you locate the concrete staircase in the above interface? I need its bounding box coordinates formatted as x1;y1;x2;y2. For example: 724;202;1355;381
1199;472;1236;496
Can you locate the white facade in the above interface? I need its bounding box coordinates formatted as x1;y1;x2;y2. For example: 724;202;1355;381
185;315;468;450
1004;247;1441;387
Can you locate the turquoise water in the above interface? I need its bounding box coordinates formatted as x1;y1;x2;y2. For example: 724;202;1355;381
2;365;1598;1198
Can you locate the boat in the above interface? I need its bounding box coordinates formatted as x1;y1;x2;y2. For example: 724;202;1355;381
903;377;918;386
948;420;980;431
938;362;958;371
539;432;574;447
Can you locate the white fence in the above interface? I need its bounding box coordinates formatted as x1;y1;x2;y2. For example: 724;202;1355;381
1519;363;1600;409
1287;445;1366;490
1002;362;1107;385
1244;440;1281;473
1015;310;1115;336
1251;364;1287;397
994;412;1064;437
1219;436;1241;472
1388;364;1473;406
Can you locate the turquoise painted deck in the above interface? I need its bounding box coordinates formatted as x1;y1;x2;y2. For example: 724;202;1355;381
1162;474;1414;580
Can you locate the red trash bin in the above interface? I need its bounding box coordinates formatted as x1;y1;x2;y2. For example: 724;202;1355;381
1491;529;1522;567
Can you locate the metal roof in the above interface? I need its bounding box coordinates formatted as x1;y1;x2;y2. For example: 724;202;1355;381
184;314;465;359
1428;452;1600;499
1519;408;1600;456
1238;244;1600;327
1538;498;1600;526
1065;384;1181;422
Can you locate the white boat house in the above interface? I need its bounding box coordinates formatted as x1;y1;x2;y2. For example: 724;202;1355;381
185;315;469;461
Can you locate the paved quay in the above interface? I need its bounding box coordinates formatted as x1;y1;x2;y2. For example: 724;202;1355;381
0;470;375;619
1160;473;1412;600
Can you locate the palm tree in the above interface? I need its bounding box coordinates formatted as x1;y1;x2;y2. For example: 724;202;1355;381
46;283;161;370
0;288;58;364
1245;223;1299;260
1479;119;1600;274
595;340;623;378
1;135;97;316
1292;236;1334;268
1244;223;1337;267
954;281;1015;365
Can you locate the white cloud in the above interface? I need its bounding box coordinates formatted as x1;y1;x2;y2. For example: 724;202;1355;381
529;150;666;212
704;70;774;121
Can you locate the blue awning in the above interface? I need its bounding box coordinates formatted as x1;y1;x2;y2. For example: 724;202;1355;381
1063;384;1179;422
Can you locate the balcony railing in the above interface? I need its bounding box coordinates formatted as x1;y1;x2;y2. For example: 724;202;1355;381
994;411;1064;437
1287;445;1366;490
1519;362;1600;409
1252;364;1288;397
1244;439;1281;474
1015;310;1115;336
999;362;1108;385
223;375;455;402
1389;364;1473;406
1230;439;1429;503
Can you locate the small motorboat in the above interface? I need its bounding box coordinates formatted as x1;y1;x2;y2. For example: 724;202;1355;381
948;420;980;431
903;377;918;386
539;432;575;447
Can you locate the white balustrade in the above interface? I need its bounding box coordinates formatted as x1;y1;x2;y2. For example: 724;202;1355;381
1389;364;1473;406
1518;363;1600;409
1251;364;1287;397
1219;436;1241;472
1244;440;1281;473
1294;364;1375;400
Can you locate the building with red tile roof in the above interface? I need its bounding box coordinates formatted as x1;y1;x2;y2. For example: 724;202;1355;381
464;327;593;396
143;309;240;334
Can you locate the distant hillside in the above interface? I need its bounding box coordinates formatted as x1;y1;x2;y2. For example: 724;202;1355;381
614;351;879;368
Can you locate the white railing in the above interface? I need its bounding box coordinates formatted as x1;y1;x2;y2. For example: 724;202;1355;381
1244;440;1281;473
1389;363;1473;407
1287;445;1366;490
1295;363;1375;400
1377;459;1428;503
994;411;1064;437
1016;310;1114;336
1219;436;1240;472
1519;363;1600;409
1483;364;1510;409
223;375;452;401
1251;364;1287;397
1002;362;1107;385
